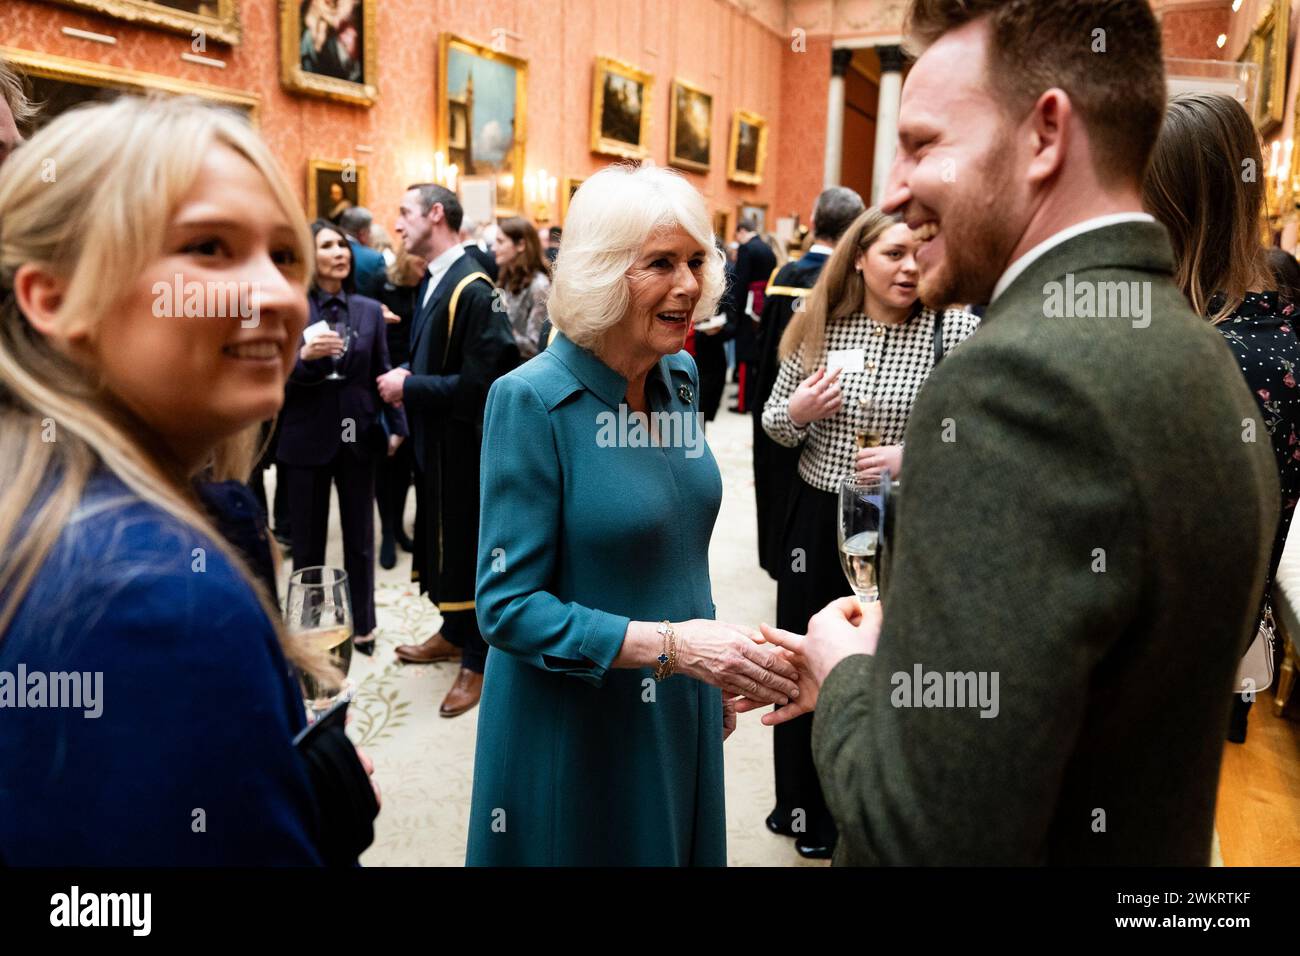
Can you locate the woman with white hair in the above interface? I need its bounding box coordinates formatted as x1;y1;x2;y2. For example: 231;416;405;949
466;165;802;866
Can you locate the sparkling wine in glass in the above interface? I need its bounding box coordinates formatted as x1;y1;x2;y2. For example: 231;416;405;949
324;323;352;381
285;565;354;720
838;477;884;604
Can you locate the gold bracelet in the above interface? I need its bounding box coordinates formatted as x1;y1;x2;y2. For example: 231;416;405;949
654;621;677;682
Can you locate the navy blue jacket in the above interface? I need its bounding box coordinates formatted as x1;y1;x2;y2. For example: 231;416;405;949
0;471;324;865
278;291;408;468
348;240;387;300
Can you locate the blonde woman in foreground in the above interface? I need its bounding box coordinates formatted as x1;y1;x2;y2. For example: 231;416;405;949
0;97;374;865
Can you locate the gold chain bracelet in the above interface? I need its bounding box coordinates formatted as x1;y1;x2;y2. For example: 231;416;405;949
653;620;678;682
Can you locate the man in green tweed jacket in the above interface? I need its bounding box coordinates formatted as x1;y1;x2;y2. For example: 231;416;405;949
752;0;1279;864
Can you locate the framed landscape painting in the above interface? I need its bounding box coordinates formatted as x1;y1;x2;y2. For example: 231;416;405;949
669;78;713;172
1246;0;1287;132
0;45;259;131
590;56;652;160
440;33;528;213
728;110;768;185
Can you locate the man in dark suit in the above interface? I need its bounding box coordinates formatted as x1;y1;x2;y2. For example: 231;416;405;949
754;186;863;859
459;220;499;283
338;207;388;300
726;219;777;412
754;0;1278;865
379;184;519;717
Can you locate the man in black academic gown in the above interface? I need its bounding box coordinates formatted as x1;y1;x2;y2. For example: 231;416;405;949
752;185;864;858
727;219;777;413
379;184;519;717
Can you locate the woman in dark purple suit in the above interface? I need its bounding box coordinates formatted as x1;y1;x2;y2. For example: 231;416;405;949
277;220;407;654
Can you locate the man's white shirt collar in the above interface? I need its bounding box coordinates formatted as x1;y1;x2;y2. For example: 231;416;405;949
989;212;1155;304
422;244;466;308
809;243;834;256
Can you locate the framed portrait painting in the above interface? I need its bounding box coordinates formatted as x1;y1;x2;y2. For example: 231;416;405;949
590;56;653;160
307;158;367;224
43;0;242;45
280;0;377;106
728;110;768;185
668;78;713;172
439;33;528;214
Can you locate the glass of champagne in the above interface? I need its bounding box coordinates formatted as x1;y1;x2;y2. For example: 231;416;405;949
324;322;352;381
285;565;354;720
839;476;885;604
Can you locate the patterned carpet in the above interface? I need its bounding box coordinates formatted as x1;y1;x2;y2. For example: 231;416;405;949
270;398;824;866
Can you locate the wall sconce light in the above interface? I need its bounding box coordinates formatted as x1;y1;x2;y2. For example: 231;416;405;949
523;168;558;222
432;151;459;193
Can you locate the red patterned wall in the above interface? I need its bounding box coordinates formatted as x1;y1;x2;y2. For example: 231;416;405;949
1161;6;1232;58
774;34;830;222
2;0;808;234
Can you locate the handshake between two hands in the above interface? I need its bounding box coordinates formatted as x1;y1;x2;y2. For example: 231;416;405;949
679;597;883;741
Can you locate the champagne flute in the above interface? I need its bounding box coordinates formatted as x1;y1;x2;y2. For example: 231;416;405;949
285;565;354;720
324;323;352;381
838;476;885;604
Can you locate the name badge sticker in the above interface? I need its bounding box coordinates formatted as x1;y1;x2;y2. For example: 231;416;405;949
826;349;866;374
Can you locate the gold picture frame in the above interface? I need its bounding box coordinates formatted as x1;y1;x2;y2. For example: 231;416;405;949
712;208;731;243
590;56;653;160
1247;0;1288;133
0;45;259;122
727;109;768;185
307;158;368;222
44;0;241;46
279;0;376;107
439;33;528;214
561;177;584;223
668;77;713;172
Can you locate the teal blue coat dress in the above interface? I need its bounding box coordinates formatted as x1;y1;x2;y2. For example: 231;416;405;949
466;333;726;866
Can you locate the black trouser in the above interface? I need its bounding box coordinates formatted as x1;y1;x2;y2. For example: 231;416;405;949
773;476;841;847
443;607;487;673
283;450;377;636
412;462;488;674
375;438;414;541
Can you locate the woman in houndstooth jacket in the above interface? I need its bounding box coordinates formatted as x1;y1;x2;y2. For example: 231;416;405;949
760;208;979;858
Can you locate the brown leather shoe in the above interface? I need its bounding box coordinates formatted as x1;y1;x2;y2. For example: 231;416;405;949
394;632;462;664
439;667;483;718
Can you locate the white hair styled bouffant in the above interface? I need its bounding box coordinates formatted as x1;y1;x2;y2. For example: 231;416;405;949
548;163;725;349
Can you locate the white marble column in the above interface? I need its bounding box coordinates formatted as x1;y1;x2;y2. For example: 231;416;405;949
871;44;908;206
823;48;853;188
